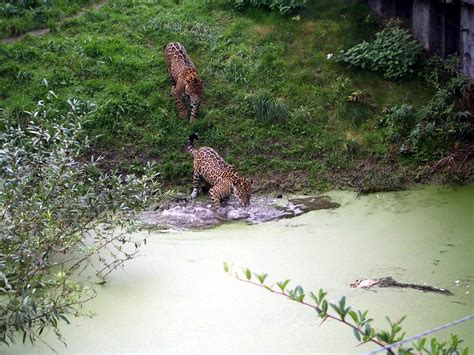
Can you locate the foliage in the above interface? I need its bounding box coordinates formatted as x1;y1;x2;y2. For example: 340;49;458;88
225;264;469;354
0;96;160;346
336;25;422;81
0;0;456;191
229;0;307;15
420;54;462;89
381;77;472;159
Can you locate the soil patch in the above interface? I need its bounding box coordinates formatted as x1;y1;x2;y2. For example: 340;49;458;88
138;195;340;230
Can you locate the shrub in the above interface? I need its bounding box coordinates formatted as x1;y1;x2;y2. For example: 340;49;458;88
229;0;306;15
336;25;422;81
408;86;471;158
380;81;472;158
0;96;159;345
380;104;415;139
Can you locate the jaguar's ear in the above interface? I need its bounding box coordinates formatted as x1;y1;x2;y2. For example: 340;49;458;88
248;178;253;185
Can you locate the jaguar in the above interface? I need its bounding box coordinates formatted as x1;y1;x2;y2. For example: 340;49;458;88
164;42;203;123
187;133;252;209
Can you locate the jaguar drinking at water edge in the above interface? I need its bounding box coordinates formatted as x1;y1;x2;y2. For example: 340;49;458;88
188;133;253;210
164;42;203;123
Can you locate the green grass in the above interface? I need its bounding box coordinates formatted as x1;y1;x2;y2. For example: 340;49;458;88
0;0;437;190
0;0;96;38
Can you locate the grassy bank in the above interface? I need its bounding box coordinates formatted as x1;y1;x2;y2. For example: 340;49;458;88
0;0;468;192
0;0;98;38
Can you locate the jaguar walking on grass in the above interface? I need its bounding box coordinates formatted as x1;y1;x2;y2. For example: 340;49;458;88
188;133;253;209
164;42;203;123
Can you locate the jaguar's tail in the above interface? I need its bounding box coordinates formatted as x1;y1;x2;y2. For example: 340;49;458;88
188;133;199;153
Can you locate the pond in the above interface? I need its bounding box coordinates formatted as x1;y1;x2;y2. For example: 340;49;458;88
7;185;474;353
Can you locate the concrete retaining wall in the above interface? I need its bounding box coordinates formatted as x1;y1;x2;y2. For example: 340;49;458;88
365;0;473;78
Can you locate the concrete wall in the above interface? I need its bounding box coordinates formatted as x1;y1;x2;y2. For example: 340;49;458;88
366;0;474;78
461;2;474;77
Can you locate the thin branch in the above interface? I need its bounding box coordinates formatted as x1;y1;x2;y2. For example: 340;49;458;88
234;276;394;354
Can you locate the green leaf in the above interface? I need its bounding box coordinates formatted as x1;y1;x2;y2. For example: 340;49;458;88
318;289;327;302
244;268;252;280
277;279;290;292
348;310;359;324
310;291;319;305
223;262;230;273
353;328;361;342
414;337;426;351
58;314;70;325
330;302;342;317
321;300;328;314
256;273;268;284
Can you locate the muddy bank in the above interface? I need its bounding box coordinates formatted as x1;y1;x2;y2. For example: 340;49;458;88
139;195;340;230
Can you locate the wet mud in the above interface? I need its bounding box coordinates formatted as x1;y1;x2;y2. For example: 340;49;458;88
138;195;340;230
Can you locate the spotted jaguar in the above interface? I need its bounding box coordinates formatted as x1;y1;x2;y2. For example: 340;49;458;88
164;42;203;123
187;133;252;209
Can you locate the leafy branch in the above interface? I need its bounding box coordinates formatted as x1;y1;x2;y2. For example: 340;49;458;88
0;95;161;346
224;263;469;355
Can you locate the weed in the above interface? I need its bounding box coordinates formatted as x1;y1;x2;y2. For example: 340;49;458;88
336;25;422;81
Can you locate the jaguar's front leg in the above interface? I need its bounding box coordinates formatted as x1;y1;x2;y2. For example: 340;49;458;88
189;97;200;123
191;171;200;198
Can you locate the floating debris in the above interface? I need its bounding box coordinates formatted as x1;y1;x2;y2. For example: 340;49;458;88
351;277;453;295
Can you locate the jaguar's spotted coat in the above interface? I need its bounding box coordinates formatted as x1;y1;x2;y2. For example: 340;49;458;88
164;42;203;123
188;133;252;209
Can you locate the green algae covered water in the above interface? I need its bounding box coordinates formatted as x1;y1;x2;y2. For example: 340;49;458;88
7;186;474;353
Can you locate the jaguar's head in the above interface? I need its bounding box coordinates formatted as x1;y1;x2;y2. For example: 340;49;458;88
233;177;253;206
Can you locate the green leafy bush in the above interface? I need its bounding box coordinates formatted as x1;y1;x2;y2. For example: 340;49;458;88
336;26;422;81
408;86;471;158
0;96;159;345
230;0;306;15
380;80;472;158
380;104;415;140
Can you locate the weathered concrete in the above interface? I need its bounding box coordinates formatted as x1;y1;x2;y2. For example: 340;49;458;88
368;0;397;16
367;0;412;17
412;0;434;51
461;2;474;77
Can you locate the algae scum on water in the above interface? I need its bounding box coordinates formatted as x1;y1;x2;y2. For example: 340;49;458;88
8;186;473;353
